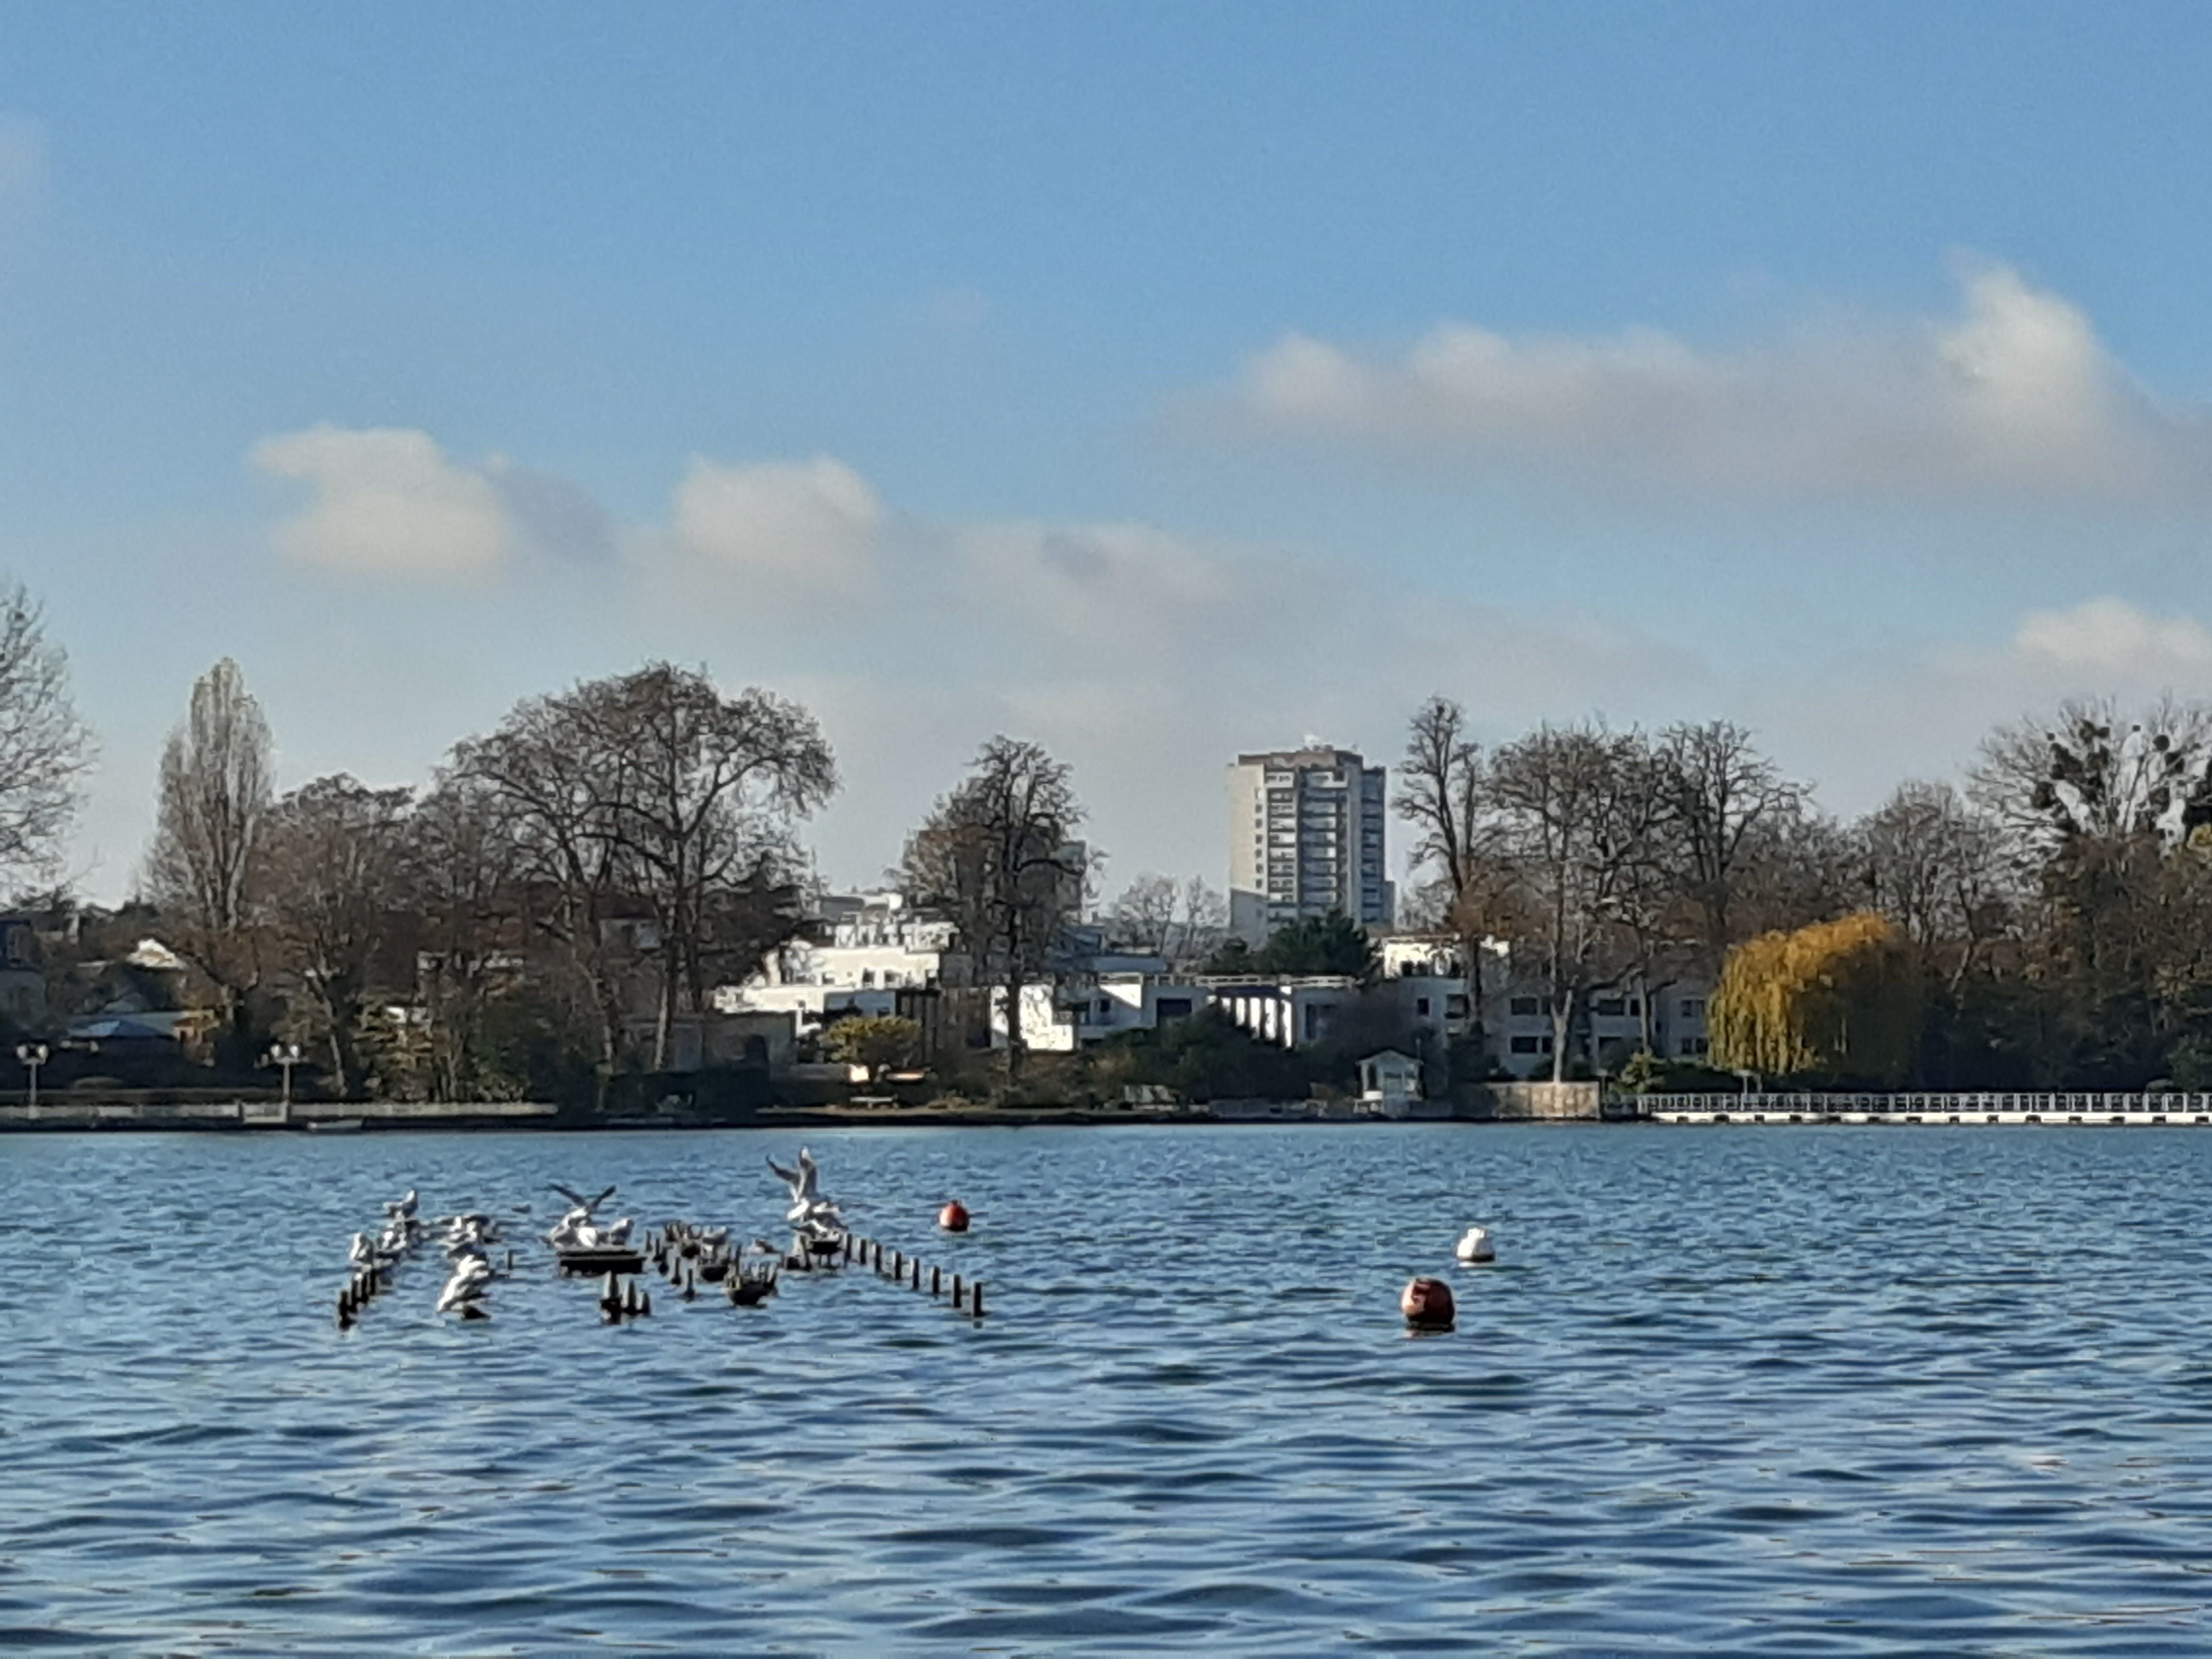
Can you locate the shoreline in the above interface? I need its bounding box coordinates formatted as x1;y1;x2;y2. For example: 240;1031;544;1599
0;1099;1568;1132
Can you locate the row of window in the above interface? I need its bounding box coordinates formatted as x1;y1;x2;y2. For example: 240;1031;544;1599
1085;996;1197;1023
1508;1034;1709;1058
1505;995;1705;1020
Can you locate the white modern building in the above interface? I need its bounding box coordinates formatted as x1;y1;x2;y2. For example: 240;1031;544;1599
1035;969;1474;1055
1492;979;1713;1077
716;890;955;1034
1379;930;1715;1081
1226;745;1393;945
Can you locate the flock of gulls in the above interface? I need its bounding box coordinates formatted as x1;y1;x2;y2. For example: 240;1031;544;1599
334;1152;1499;1333
334;1148;936;1329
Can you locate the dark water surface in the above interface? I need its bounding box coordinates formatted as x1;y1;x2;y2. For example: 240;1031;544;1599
6;1124;2212;1655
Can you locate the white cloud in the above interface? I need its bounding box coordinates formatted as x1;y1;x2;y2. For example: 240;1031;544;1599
1743;597;2212;817
1230;265;2211;504
252;425;511;579
223;433;2212;909
2010;596;2212;672
669;455;881;595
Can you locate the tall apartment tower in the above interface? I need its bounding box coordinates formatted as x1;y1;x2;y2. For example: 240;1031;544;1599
1226;745;1393;946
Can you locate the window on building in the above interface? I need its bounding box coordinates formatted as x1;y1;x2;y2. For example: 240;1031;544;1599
1416;997;1431;1017
1446;995;1469;1019
1510;996;1542;1016
1510;1035;1540;1054
1627;998;1641;1017
1681;998;1707;1018
1679;1036;1709;1057
1156;997;1193;1023
1593;997;1625;1017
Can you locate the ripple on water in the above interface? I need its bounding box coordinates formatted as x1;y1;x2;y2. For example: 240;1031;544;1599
7;1124;2212;1652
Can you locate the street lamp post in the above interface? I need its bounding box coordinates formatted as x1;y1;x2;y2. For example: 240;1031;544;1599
266;1042;304;1108
16;1041;47;1108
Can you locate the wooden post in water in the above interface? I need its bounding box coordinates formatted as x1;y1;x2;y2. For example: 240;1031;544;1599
951;1273;963;1309
971;1281;985;1318
930;1264;941;1296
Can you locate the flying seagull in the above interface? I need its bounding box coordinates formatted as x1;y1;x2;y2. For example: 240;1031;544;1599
550;1183;618;1214
766;1149;819;1205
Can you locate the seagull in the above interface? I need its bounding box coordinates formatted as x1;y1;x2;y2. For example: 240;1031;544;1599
551;1183;617;1215
767;1149;822;1205
436;1255;493;1314
769;1149;846;1236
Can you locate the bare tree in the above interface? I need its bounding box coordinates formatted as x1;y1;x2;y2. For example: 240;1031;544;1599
260;774;413;1096
1861;780;2014;989
1967;698;2212;1083
595;665;836;1068
1396;697;1489;899
404;771;528;1101
144;659;273;1063
1175;876;1228;966
900;737;1086;1081
456;663;836;1078
1107;873;1180;954
451;682;635;1083
1395;696;1503;1054
1972;696;2212;858
1108;872;1228;965
1489;722;1666;1082
1658;719;1805;962
0;582;93;887
1730;809;1865;938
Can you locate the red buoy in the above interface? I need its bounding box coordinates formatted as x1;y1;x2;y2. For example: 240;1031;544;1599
938;1201;971;1232
1401;1276;1455;1329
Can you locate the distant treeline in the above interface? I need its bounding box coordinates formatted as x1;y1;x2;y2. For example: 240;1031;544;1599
2;576;2205;1101
1394;694;2212;1091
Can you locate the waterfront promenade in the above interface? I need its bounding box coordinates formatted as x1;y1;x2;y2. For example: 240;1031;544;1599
1644;1091;2212;1126
0;1097;558;1130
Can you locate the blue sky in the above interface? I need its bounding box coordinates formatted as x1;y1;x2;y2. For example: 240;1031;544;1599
8;3;2212;901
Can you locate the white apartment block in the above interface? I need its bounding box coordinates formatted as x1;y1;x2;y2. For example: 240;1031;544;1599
1227;746;1393;945
715;891;954;1034
1494;981;1713;1077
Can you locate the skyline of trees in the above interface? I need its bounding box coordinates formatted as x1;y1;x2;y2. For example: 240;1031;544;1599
16;567;2212;1094
1385;690;2212;1089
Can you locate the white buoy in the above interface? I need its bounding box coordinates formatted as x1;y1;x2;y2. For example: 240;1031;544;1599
1454;1225;1495;1264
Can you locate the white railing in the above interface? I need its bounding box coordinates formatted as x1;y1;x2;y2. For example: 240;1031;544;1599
1637;1091;2212;1117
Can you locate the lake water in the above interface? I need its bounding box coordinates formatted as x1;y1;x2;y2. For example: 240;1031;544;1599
6;1124;2212;1655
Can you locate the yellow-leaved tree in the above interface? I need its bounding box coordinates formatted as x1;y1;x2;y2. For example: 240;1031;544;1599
1710;912;1922;1085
